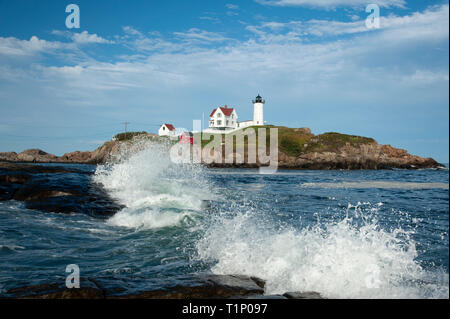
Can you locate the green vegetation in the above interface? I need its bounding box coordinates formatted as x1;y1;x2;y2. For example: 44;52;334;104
113;131;148;141
196;126;376;157
314;132;375;152
111;127;376;158
279;129;375;156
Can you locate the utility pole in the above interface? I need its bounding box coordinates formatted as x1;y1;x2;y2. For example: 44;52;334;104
202;112;205;137
123;122;130;139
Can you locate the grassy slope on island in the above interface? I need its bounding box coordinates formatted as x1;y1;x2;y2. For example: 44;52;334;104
200;125;376;156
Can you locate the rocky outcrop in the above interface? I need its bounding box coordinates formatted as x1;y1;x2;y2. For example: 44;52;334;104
0;162;123;217
274;142;441;169
0;129;443;169
58;151;92;163
0;152;18;162
17;149;58;162
3;274;324;299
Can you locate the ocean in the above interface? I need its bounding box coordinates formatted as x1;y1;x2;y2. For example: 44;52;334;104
0;144;448;298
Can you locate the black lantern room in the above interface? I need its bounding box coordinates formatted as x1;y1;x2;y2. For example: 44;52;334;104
252;94;265;104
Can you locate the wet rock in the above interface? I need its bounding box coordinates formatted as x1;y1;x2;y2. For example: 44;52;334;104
13;187;79;201
283;291;324;299
245;294;288;299
6;279;104;299
121;275;266;299
3;275;327;300
4;275;267;299
207;274;265;295
0;162;123;217
0;173;30;184
0;162;82;174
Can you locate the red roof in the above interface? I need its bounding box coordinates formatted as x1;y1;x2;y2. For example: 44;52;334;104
164;124;175;131
210;106;234;117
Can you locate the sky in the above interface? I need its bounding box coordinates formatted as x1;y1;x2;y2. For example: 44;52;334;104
0;0;448;162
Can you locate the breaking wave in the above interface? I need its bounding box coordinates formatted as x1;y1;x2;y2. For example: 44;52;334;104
93;140;448;298
195;203;449;299
94;140;211;230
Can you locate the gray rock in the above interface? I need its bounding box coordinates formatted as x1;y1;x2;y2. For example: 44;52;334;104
283;291;324;299
245;294;287;299
207;274;265;293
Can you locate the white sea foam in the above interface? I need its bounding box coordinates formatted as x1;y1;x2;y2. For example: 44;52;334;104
195;204;449;299
94;140;211;230
301;181;449;189
92;140;448;298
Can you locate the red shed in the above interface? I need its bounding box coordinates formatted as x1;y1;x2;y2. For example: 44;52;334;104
180;131;194;144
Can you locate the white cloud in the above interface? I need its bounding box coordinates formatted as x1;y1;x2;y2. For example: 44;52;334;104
27;3;447;106
51;30;113;45
0;4;447;121
226;11;239;16
255;0;405;9
71;31;113;44
200;16;221;23
122;26;143;36
116;26;181;53
226;4;239;10
245;4;449;41
174;28;231;43
0;36;63;56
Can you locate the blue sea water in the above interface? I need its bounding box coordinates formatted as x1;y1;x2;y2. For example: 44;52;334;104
0;146;448;298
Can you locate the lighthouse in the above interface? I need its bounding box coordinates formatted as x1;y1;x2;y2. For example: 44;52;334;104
252;94;265;126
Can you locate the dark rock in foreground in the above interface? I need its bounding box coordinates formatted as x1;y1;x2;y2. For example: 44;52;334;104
3;275;324;299
0;162;123;217
283;291;324;299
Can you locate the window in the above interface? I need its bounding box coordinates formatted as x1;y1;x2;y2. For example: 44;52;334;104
217;120;222;125
217;113;222;118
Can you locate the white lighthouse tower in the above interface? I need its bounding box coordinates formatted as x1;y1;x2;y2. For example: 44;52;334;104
252;94;265;126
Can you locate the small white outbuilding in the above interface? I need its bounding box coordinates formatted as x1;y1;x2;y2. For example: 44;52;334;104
158;123;177;137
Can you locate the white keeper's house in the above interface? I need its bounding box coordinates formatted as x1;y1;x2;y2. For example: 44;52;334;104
158;94;266;136
158;123;177;137
207;94;265;132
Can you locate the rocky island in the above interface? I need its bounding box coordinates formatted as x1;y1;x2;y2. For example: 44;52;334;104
0;126;443;169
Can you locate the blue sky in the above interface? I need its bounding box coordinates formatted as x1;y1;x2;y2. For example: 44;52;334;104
0;0;448;162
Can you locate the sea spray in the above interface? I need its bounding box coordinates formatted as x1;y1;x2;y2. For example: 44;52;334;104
94;139;212;230
93;141;448;298
195;202;449;298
